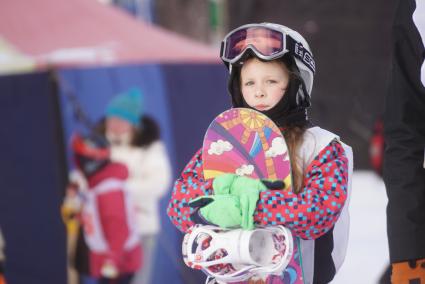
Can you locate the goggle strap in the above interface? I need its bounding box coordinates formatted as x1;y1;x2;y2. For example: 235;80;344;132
286;36;316;74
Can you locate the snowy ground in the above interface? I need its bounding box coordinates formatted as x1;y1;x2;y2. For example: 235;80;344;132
331;171;389;284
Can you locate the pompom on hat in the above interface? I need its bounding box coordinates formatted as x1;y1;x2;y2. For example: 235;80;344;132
105;88;144;126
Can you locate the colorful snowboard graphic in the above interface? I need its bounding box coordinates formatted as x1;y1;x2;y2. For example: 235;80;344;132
202;108;304;284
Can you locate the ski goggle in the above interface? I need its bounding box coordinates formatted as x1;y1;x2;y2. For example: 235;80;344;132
220;24;315;73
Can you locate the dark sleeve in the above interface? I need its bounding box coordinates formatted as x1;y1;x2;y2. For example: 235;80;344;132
383;0;425;263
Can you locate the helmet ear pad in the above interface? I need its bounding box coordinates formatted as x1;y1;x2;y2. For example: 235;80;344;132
228;64;243;107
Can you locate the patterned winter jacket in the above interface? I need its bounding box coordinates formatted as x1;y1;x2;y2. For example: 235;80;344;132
167;126;352;283
167;128;348;239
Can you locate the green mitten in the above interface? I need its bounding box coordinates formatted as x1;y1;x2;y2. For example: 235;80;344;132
189;194;242;228
212;173;239;195
231;175;268;230
213;174;269;230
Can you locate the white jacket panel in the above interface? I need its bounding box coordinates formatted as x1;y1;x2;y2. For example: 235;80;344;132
111;141;172;235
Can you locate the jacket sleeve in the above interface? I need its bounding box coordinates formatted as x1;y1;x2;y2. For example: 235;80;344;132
254;140;348;240
167;149;213;233
98;189;129;263
383;0;425;263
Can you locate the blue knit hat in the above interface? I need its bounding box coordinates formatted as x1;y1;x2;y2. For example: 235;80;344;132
105;88;143;126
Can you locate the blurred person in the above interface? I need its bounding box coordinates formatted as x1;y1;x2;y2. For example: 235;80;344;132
0;227;5;284
368;118;392;283
62;178;83;284
66;88;171;284
97;88;172;284
368;118;392;284
167;23;353;283
71;132;142;284
370;117;385;177
383;0;425;283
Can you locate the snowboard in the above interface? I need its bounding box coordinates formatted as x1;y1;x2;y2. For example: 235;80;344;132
202;108;304;284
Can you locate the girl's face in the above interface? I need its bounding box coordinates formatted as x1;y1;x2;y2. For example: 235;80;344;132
240;58;290;112
105;116;134;146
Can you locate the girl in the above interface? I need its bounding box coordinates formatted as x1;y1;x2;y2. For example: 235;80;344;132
68;89;172;284
71;132;142;284
167;23;353;284
100;88;172;284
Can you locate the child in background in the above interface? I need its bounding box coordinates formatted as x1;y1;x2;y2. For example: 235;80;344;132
72;133;141;284
167;23;353;283
67;88;172;284
98;89;172;284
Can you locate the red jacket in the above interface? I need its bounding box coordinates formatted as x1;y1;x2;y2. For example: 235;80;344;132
83;163;142;277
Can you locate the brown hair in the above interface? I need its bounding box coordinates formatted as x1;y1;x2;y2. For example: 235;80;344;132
283;125;307;194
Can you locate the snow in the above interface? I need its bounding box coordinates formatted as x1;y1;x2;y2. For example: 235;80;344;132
331;171;389;284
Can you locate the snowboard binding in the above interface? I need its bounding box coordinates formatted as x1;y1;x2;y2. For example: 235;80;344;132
182;224;293;283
